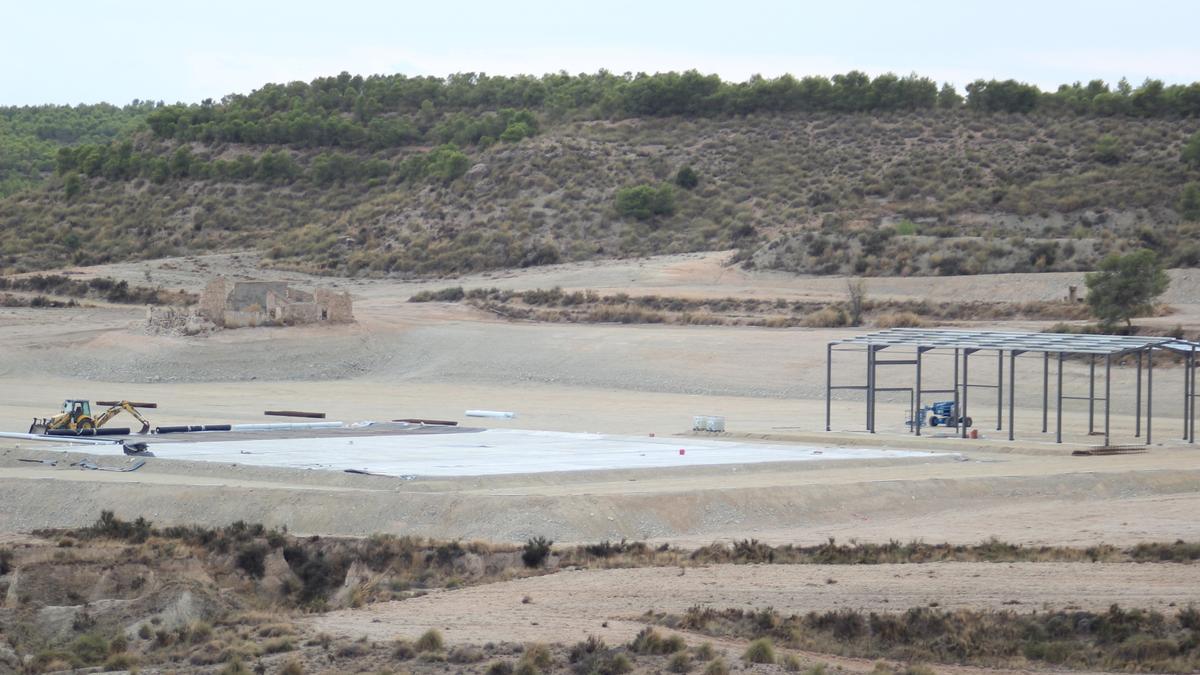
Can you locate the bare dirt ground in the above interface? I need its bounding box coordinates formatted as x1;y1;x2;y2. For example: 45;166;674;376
1;250;1197;547
309;561;1200;646
4;252;1200;673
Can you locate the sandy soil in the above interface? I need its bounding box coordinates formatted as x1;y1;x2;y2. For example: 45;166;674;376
308;561;1200;646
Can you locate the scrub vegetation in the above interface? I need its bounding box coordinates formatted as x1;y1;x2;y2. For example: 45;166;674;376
5;514;1200;674
1;71;1199;277
409;285;1094;327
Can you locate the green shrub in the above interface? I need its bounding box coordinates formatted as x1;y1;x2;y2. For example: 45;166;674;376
515;661;541;675
669;652;693;673
410;286;466;302
693;642;716;661
71;634;110;665
219;660;251;675
101;652;138;671
742;638;776;664
675;166;699;189
487;661;515;675
415;628;444;652
393;639;416;660
236;543;267;578
803;306;848;327
264;638;294;654
449;645;485;663
523;536;553;568
1093;134;1123;164
523;643;553;669
615;184;676;220
704;657;729;675
1180;183;1200;221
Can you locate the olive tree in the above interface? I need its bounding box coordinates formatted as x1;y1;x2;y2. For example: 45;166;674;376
1084;249;1169;330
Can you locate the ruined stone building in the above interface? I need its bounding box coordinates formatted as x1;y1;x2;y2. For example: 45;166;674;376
198;277;354;328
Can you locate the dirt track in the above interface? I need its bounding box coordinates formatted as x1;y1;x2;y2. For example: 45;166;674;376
309;561;1200;646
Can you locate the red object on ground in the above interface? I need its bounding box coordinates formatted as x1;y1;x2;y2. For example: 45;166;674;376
679;448;686;455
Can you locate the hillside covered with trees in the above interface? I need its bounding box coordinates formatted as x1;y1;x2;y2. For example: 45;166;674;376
1;70;1199;277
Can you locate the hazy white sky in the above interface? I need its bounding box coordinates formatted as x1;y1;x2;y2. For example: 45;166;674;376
3;0;1199;106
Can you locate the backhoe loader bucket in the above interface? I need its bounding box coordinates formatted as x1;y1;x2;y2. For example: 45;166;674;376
137;422;150;434
28;419;47;435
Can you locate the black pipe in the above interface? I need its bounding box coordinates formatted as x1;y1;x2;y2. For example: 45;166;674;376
154;424;232;434
46;427;131;436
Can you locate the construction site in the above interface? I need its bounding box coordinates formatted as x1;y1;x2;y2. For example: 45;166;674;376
2;252;1198;538
2;252;1200;673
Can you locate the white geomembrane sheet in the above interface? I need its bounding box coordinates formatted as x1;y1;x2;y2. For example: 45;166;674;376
80;429;941;476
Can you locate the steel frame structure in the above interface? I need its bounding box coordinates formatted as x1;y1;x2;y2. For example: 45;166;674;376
825;329;1197;446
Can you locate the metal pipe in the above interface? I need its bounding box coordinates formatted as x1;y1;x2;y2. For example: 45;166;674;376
997;350;1003;431
1056;352;1064;444
1147;348;1154;445
155;425;233;434
1008;350;1016;441
1104;354;1111;448
825;343;832;432
1088;355;1096;434
46;427;131;436
1042;352;1049;433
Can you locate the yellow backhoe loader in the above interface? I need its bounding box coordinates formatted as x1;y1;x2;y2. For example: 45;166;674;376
29;400;152;434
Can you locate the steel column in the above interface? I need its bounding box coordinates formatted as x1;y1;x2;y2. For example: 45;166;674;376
1042;352;1049;433
1056;352;1064;444
1186;346;1192;441
953;348;961;436
914;348;924;437
825;343;832;432
1185;345;1195;441
1135;352;1142;437
1088;355;1096;435
1008;350;1016;441
996;350;1004;430
1104;354;1111;448
962;350;971;439
1147;348;1154;445
1185;343;1195;444
867;346;877;433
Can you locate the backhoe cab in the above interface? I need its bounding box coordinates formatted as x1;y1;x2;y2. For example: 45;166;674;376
29;399;152;435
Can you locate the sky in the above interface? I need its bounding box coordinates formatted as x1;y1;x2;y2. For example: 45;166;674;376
3;0;1199;106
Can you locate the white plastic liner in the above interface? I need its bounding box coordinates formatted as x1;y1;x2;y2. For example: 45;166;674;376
75;428;943;477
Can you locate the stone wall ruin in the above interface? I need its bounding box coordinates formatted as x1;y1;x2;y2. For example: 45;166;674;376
197;277;354;328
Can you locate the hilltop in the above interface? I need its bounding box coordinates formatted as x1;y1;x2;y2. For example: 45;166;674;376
2;71;1199;278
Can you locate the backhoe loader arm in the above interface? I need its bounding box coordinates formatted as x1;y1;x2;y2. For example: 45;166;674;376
93;401;152;434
